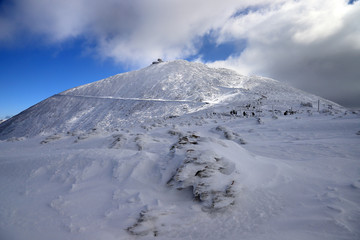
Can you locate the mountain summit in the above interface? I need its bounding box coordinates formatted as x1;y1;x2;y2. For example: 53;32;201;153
0;60;342;139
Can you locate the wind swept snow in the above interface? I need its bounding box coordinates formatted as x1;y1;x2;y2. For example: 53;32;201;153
0;60;359;239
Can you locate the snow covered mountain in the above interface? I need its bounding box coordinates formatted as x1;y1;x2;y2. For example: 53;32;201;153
0;60;341;139
0;60;359;240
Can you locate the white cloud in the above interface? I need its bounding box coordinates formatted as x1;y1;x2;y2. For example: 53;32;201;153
0;0;274;65
0;0;359;106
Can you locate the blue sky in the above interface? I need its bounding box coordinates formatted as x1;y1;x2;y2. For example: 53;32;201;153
0;42;124;119
0;36;240;119
0;0;359;119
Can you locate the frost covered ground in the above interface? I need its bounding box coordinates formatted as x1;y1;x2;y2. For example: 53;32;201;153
0;60;359;239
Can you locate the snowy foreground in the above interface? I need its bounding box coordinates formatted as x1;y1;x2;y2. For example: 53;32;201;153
0;60;360;239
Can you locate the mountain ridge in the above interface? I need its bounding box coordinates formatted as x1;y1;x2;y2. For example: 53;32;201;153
0;60;344;139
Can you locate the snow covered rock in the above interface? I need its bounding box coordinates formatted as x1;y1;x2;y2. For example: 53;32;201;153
167;133;240;211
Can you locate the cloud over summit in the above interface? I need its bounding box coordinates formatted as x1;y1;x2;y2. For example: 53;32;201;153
1;0;359;107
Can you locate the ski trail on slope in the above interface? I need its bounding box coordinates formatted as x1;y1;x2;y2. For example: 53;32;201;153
57;94;210;104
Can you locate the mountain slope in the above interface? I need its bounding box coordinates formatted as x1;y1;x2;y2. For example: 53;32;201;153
0;60;359;240
0;60;342;139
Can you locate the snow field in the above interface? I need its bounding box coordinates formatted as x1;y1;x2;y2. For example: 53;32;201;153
1;110;359;239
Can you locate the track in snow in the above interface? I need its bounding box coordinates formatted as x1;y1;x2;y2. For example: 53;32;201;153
57;94;210;104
